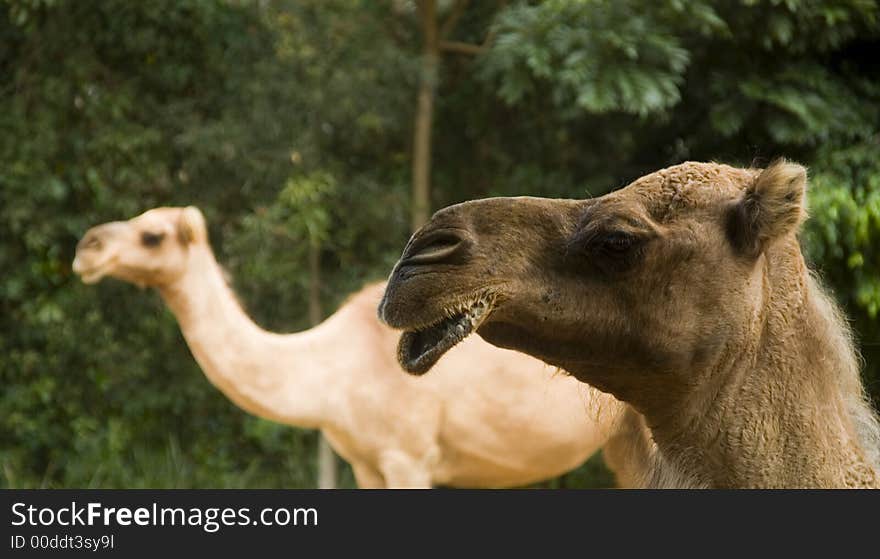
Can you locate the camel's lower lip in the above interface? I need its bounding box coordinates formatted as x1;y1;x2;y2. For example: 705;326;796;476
72;258;107;284
398;297;492;375
79;271;104;284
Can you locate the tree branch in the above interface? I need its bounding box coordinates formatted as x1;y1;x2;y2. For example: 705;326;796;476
439;0;470;39
437;0;507;57
438;40;486;56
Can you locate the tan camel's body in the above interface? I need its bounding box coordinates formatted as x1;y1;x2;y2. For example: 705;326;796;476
73;207;622;488
380;160;880;488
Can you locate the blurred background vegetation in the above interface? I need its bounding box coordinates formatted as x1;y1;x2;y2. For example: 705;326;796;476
1;0;878;488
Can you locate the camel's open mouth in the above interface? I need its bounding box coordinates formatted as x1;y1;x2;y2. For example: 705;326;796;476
398;296;493;375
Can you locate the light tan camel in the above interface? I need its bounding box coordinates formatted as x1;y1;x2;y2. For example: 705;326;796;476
73;206;624;488
379;160;880;488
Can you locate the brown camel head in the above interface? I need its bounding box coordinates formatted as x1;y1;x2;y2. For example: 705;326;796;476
73;206;208;288
379;161;807;402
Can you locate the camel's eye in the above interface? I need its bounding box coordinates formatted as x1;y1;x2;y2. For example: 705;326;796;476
577;230;646;275
141;231;165;247
597;232;637;255
568;220;646;272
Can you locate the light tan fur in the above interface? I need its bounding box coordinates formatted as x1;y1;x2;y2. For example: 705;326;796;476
380;160;880;488
73;206;626;488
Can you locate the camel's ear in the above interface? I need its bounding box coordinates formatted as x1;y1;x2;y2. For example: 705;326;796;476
727;159;807;257
178;206;207;245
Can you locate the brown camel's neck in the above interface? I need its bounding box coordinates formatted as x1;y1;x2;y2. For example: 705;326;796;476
643;245;878;487
157;245;339;429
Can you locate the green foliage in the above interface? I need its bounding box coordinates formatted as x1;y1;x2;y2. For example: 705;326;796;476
279;172;337;242
804;139;880;319
2;0;879;488
546;452;617;489
482;0;714;117
802;136;880;396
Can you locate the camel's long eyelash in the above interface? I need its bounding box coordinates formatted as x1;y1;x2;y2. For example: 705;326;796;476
595;231;641;255
566;228;648;278
571;228;639;255
141;231;165;247
600;231;630;248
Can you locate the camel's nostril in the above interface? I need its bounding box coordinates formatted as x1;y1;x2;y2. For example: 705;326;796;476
77;233;102;252
401;229;469;267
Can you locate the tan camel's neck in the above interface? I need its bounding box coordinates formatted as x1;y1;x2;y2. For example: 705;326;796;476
651;248;879;487
157;245;337;429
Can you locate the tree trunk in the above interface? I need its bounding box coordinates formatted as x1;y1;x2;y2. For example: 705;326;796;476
412;0;438;231
309;238;337;489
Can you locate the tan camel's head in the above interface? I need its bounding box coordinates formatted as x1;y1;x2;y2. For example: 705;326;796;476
380;161;807;397
73;206;208;288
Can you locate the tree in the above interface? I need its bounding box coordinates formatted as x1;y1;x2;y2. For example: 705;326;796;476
409;0;506;229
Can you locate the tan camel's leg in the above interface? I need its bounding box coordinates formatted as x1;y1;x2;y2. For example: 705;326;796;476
378;450;433;488
351;462;386;489
603;406;655;488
